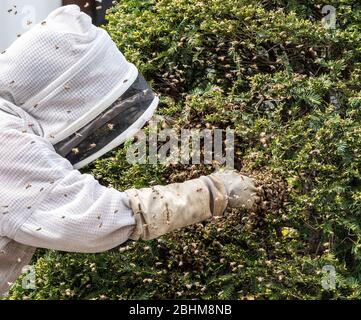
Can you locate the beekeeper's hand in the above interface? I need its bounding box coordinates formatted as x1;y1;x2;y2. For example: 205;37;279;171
126;170;259;241
204;170;259;212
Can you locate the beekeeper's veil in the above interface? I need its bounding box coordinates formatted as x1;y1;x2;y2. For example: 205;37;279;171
0;5;158;169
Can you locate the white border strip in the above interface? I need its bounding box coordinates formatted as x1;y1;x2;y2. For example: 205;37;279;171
73;96;159;170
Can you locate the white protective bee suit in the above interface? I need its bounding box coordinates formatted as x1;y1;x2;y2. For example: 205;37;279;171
0;5;258;297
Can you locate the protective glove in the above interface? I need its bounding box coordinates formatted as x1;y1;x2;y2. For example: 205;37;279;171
125;170;258;241
204;170;259;211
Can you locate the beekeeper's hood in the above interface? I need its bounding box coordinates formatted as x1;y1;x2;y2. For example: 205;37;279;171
0;5;158;169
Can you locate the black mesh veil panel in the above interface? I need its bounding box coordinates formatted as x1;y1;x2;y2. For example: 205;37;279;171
54;73;156;166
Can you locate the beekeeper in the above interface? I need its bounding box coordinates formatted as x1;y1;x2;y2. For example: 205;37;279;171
0;5;259;296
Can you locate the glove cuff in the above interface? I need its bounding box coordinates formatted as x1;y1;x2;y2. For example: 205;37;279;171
199;175;229;216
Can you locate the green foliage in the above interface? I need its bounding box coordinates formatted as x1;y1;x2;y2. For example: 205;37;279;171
8;0;361;299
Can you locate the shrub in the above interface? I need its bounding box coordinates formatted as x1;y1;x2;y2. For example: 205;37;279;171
8;0;361;299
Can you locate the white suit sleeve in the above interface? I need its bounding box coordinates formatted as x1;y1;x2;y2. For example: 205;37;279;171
0;127;136;253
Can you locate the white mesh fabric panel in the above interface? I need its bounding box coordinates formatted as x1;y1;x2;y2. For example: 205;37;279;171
34;41;130;140
0;27;84;105
0;5;134;141
0;110;135;250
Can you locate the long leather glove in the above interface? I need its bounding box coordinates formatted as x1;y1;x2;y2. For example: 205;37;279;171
126;170;258;240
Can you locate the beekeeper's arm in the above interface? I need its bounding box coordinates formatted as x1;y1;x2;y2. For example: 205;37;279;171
1;124;135;253
1;123;258;253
